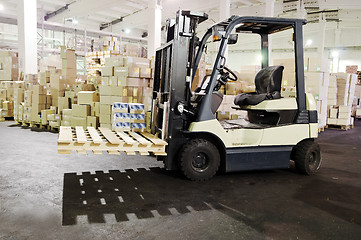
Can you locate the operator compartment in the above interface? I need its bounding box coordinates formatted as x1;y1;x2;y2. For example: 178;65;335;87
232;65;297;126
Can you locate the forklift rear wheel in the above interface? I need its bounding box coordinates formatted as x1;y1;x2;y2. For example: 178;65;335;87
292;139;321;175
179;139;220;181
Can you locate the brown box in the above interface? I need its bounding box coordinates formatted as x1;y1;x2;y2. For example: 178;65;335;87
99;86;112;96
108;76;118;86
216;111;230;121
92;102;100;117
128;67;140;78
100;104;112;115
100;96;112;105
78;91;100;104
72;104;91;117
71;116;87;128
87;116;99;128
100;114;111;124
32;85;46;95
32;94;46;104
101;66;114;76
140;67;152;78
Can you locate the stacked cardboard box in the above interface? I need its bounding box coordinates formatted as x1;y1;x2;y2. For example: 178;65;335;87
30;85;48;122
71;91;99;128
99;56;153;128
0;50;18;81
86;50;121;77
191;60;206;91
327;75;337;106
346;65;358;74
304;72;330;128
332;73;358;106
102;36;120;51
216;95;247;121
61;109;72;126
327;105;354;126
60;47;77;81
112;103;146;132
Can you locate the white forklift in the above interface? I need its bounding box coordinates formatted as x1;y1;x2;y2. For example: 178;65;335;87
151;11;321;180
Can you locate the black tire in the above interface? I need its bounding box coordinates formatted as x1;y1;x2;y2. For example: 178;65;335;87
179;139;220;181
292;139;322;175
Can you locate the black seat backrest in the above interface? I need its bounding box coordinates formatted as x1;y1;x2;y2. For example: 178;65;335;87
255;66;284;94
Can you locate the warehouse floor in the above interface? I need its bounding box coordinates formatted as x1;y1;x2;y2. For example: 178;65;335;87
0;121;360;240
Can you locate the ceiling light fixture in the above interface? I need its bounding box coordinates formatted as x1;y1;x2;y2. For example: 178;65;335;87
125;29;130;34
332;51;339;58
0;4;4;11
72;19;78;25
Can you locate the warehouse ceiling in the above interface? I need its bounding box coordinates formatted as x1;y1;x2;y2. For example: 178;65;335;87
0;0;361;50
0;0;358;33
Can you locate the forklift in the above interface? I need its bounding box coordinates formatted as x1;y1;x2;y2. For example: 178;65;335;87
151;10;321;181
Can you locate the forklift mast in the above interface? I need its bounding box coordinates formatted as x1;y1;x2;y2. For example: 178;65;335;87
151;10;208;170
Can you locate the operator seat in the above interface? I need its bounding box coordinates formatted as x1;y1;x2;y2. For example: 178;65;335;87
234;66;284;107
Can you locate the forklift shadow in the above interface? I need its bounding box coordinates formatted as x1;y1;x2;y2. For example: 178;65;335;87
62;167;295;227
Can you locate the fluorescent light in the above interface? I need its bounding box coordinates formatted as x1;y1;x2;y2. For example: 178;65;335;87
72;19;78;25
125;29;130;34
0;4;4;11
257;55;262;61
306;39;312;46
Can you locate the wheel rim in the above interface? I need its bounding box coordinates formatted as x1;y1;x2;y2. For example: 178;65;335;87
191;152;209;172
308;151;319;171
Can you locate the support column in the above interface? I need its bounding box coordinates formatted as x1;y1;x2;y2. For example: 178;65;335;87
219;0;230;61
317;17;326;60
332;28;341;73
147;0;162;59
265;0;275;65
17;0;38;74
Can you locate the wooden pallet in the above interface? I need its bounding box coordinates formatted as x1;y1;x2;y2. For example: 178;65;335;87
57;126;167;156
325;124;353;131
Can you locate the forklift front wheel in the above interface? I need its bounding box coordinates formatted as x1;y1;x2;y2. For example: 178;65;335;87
292;139;322;175
179;139;220;181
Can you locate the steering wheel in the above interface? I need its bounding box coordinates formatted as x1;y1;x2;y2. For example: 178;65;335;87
222;66;238;81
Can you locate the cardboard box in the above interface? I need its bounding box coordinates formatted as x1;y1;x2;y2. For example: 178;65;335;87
101;77;109;86
87;116;99;127
140;67;152;78
114;67;128;77
327;118;337;125
100;114;111;124
78;91;100;104
101;66;114;76
100;104;112;115
61;120;71;126
128;67;140;78
338;112;350;119
71;116;87;128
92;102;100;117
62;109;72;115
336;118;350;126
123;57;150;68
338;105;351;113
32;94;46;104
217;111;230;121
72;104;91;117
108;76;118;86
99;86;112;96
329;108;338;118
100;96;112;105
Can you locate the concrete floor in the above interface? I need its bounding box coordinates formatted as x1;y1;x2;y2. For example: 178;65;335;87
0;121;360;240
